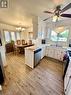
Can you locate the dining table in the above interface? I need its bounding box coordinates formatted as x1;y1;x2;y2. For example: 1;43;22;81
15;44;34;54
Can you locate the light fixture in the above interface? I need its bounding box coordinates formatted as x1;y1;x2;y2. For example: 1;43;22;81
16;27;25;31
52;15;58;22
52;15;60;22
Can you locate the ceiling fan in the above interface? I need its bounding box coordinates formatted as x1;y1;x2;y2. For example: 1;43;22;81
43;3;71;22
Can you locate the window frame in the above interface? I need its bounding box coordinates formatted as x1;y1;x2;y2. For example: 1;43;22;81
10;32;16;42
16;32;21;40
50;29;69;42
4;30;21;43
4;30;11;43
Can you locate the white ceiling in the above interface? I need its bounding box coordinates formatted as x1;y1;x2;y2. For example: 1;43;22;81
0;0;70;27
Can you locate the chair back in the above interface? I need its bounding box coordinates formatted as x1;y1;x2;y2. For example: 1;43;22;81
28;40;32;45
16;40;21;45
22;40;26;45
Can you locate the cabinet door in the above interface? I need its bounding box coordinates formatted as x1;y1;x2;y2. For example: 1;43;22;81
59;49;65;61
54;48;60;60
55;48;65;61
65;77;71;95
48;48;55;58
45;47;65;61
64;62;71;92
45;47;49;56
25;49;34;68
41;46;46;59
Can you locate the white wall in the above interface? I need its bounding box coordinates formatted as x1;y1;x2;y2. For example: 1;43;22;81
0;22;16;31
21;16;39;41
38;19;71;47
32;16;38;39
21;30;29;42
21;27;33;42
38;17;47;39
20;17;71;47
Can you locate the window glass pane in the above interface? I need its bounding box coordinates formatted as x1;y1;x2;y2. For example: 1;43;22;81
58;30;69;41
47;28;51;39
51;31;57;41
51;29;69;42
11;32;16;41
16;32;20;40
42;31;44;38
4;31;11;42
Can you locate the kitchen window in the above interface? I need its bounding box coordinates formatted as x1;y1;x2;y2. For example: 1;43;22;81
4;31;11;42
51;29;69;42
4;31;21;43
11;32;16;41
16;32;21;40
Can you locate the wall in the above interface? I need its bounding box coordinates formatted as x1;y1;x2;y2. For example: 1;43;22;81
38;19;71;47
0;22;16;31
38;17;47;39
32;16;38;39
21;30;29;42
47;20;71;46
20;16;38;41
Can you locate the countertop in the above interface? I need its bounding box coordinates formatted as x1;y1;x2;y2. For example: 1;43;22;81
25;44;69;51
25;44;47;51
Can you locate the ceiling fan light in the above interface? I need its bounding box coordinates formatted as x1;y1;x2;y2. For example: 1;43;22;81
52;15;58;22
58;16;60;20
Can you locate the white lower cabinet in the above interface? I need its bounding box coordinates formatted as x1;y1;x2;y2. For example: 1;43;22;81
64;61;71;95
48;48;54;58
66;79;71;95
41;46;46;59
45;46;66;61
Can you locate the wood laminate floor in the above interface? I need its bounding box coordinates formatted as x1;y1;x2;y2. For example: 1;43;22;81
0;54;64;95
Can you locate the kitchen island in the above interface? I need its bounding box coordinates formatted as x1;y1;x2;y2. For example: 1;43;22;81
25;45;46;68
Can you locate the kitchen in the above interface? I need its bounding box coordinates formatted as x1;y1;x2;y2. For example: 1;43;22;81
0;0;71;95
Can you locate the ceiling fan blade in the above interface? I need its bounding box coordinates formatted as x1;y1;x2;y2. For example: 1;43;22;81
43;18;49;21
43;16;52;21
61;14;71;18
61;3;71;13
44;11;54;14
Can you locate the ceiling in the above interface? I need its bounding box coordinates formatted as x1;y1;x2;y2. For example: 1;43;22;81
0;0;70;28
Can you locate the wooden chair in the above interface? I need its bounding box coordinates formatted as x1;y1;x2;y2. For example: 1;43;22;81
13;45;20;55
28;40;32;45
16;40;21;45
22;40;26;45
5;43;14;53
